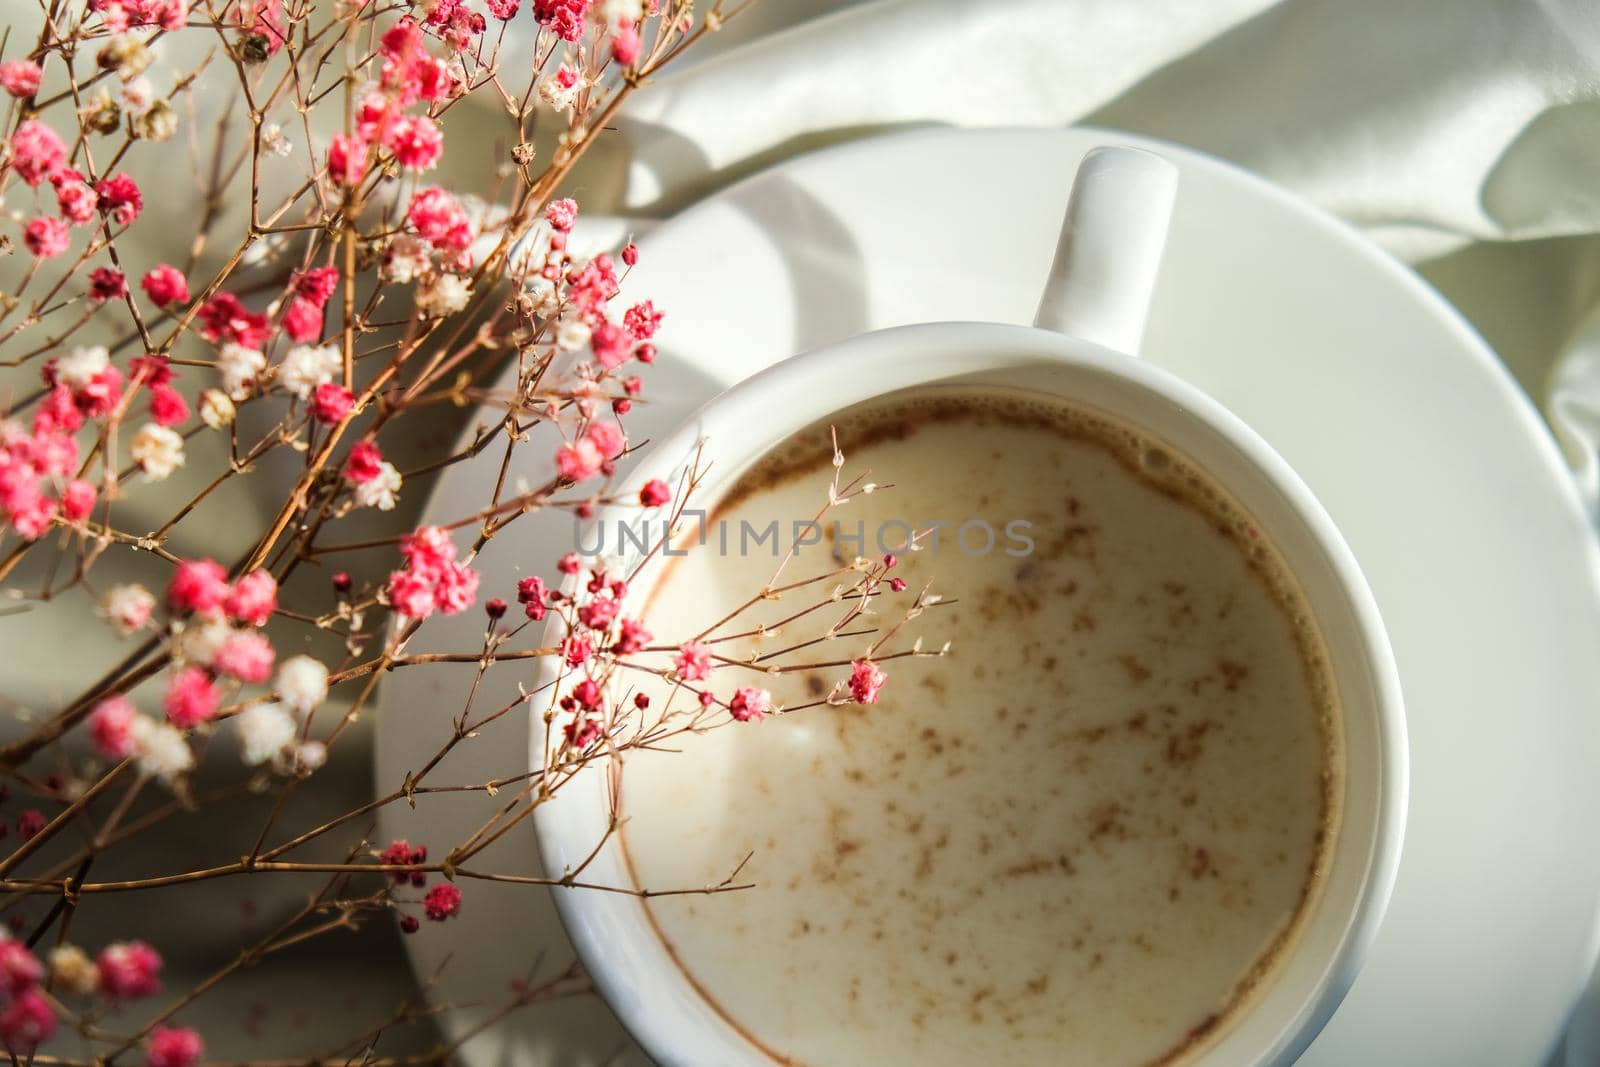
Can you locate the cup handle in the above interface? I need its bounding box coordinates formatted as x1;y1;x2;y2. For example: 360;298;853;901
1033;146;1179;358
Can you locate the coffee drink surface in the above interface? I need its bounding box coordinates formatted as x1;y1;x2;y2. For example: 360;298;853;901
616;387;1342;1066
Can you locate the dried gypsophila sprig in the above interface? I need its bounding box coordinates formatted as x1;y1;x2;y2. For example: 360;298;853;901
0;0;946;1062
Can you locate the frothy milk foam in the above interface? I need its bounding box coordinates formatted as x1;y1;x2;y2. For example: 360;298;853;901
618;387;1342;1066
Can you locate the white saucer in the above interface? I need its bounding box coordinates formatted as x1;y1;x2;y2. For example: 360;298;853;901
375;126;1600;1066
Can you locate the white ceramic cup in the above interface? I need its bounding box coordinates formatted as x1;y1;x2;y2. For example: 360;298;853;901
533;146;1408;1067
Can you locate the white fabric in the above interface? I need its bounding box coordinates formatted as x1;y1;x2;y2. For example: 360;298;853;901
616;0;1600;526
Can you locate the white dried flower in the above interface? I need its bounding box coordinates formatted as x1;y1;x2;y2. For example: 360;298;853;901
598;0;645;26
352;461;402;511
121;77;154;117
277;343;341;398
216;342;266;400
556;318;591;352
416;273;472;317
99;35;153;78
261;124;292;157
276;655;329;716
129;717;193;785
54;345;110;391
235;702;297;766
79;87;120;135
381;235;429;284
133;99;177;142
199;389;236;429
99;583;155;637
130;423;184;481
538;67;581;111
518;276;560;318
293;740;328;774
175;616;230;666
48;945;99;996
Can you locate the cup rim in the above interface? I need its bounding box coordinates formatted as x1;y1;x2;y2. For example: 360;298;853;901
532;319;1408;1067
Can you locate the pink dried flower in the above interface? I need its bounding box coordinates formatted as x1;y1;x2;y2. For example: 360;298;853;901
379;839;426;882
610;20;643;66
345;439;384;483
310;382;356;424
623;300;662;340
532;0;591;41
728;686;772;723
55;173;99;224
388;527;479;620
545;197;578;232
4;492;55;540
379;20;456;101
89;695;139;759
146;1025;202;1067
516;576;548;620
621;242;638;267
564;716;600;748
141;264;189;307
848;659;887;704
433;561;480;615
87;266;128;303
75;365;125;420
557;552;581;575
400;525;456;570
613;617;650;654
889;577;908;592
586;420;625;460
555;437;603;482
169;558;230;616
32;385;82;437
0;991;55;1053
328;132;369;186
639;479;671;508
385;114;443;171
294;266;340;307
23;216;69;258
95;173;143;226
0;60;42;98
282;297;323;342
423;882;462;921
0;940;43;996
578;595;620;630
164;666;219;729
97;940;162;1000
590;321;632;369
567;253;619;316
10;120;66;185
105;0;187;30
675;640;712;682
572;678;602;709
148;384;189;427
387;571;433;618
198;292;271;348
15;811;45;841
486;0;517;17
132;354;174;389
407;186;473;251
60;478;96;522
213;631;275;684
562;634;591;666
225;570;277;627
